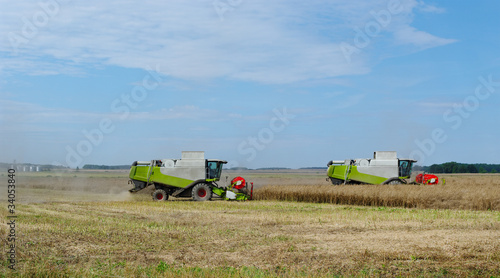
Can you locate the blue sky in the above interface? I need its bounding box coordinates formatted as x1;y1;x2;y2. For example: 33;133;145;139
1;0;499;169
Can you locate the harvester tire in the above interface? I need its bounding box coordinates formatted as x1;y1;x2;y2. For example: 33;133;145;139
152;189;168;201
384;178;405;185
329;178;343;185
192;183;212;201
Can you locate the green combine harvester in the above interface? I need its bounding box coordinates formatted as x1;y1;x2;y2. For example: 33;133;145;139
326;151;416;185
128;151;252;201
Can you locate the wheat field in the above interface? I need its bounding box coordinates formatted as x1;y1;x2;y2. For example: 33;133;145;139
0;170;499;277
254;174;500;210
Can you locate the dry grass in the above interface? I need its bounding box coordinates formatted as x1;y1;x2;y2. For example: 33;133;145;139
255;174;500;211
1;200;500;277
0;171;499;277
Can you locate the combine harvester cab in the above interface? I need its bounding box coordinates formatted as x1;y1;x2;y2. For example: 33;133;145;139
327;151;416;185
128;151;253;201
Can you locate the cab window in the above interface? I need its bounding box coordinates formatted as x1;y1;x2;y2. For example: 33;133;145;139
207;161;218;179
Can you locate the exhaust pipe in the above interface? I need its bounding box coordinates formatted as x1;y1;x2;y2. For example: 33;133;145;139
327;160;345;166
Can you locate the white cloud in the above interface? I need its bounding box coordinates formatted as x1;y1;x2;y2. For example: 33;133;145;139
0;0;456;83
393;26;457;49
417;1;446;13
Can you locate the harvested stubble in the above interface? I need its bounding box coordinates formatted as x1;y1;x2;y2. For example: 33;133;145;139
4;200;500;277
255;175;500;210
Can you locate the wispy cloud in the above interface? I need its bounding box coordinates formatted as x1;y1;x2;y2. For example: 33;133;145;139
418;101;458;108
0;99;227;125
0;0;456;83
0;99;288;132
125;106;224;121
416;1;446;13
393;26;457;49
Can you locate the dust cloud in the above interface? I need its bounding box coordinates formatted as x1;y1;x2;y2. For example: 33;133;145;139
0;170;151;204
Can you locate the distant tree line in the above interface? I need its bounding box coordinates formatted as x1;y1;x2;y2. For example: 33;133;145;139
82;164;130;170
225;167;249;170
422;162;500;174
0;162;68;171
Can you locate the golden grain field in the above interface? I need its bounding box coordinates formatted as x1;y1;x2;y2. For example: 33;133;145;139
0;170;499;277
254;174;500;210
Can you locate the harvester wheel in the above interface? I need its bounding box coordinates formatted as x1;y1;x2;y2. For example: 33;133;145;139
384;178;405;185
152;189;168;201
329;178;343;185
192;183;212;201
